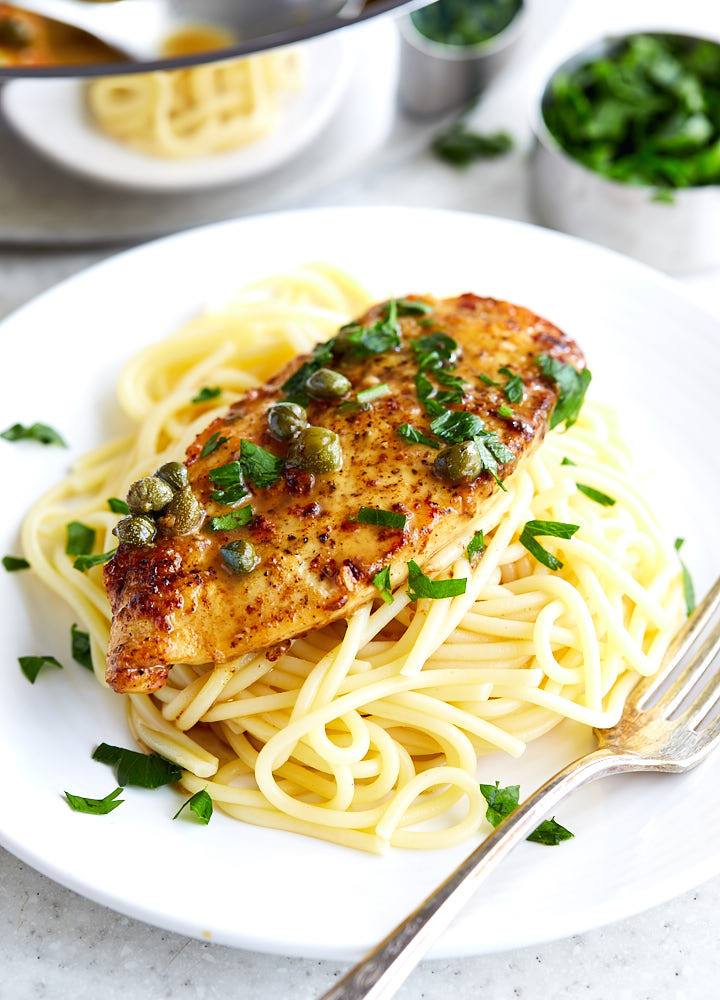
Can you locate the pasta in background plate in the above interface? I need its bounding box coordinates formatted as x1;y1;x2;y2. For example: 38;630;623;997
22;263;684;853
87;48;306;158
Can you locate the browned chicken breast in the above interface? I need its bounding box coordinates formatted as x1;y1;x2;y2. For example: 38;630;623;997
104;294;585;693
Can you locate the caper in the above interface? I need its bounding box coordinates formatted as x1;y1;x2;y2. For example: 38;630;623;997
126;476;174;514
305;368;352;401
0;16;34;49
286;426;343;474
156;460;189;491
434;440;483;484
267;401;308;442
221;539;260;575
113;515;156;547
331;324;361;357
159;486;204;535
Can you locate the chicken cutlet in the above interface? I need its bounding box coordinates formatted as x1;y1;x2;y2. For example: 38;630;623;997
104;293;585;693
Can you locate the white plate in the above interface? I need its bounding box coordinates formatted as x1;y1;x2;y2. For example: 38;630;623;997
1;34;353;192
1;207;718;960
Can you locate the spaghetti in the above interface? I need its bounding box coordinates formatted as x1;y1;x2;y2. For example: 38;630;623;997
22;263;684;853
87;47;305;159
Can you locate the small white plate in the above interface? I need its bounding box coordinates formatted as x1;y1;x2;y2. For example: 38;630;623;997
1;34;353;192
0;207;719;960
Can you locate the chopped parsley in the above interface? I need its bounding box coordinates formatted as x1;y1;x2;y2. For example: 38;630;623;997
432;123;514;167
414;372;446;418
498;366;524;404
537;355;591;430
209;507;253;531
372;566;393;605
497;403;514;419
407;560;467;601
73;550;116;573
191;386;222;404
429;410;514;489
542;33;720;192
356;383;390;405
526;817;574;845
19;654;62;684
576;484;615;506
107;497;129;515
65;787;124;816
479;780;520;827
479;373;499;387
209;461;248;504
281;340;335;399
1;421;67;447
354;300;402;356
411;331;458;365
355;507;407;530
239;440;283;489
200;431;229;459
467;530;485;562
560;458;616;506
396;424;440;449
480;780;574;843
674;538;696;616
396;298;433;316
519;519;579;571
92;743;182;788
430;409;486;443
65;521;96;556
71;623;93;671
173;788;213;824
2;555;30;572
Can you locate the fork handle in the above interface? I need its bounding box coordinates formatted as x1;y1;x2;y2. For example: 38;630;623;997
320;747;638;1000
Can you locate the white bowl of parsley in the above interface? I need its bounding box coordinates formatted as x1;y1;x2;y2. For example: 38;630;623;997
398;0;526;117
531;32;720;274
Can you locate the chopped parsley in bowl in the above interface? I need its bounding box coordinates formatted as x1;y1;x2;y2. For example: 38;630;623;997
410;0;523;48
542;33;720;195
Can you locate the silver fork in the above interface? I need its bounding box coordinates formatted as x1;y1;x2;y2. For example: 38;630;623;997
320;576;720;1000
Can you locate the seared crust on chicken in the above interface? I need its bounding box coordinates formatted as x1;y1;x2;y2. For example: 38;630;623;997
104;294;584;693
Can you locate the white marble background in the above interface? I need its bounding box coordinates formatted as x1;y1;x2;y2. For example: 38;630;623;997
2;0;720;995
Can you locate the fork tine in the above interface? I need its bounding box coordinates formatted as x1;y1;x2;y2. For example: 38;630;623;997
631;575;720;710
680;658;720;728
656;620;720;717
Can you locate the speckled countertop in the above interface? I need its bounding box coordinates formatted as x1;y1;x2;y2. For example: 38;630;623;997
2;1;720;996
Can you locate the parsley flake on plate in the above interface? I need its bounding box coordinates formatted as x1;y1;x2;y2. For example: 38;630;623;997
537;355;591;430
200;431;229;459
92;743;182;788
191;386;222;404
396;424;440;450
71;623;93;671
73;550;116;573
107;497;129;515
209;507;253;532
173;788;213;824
674;538;696;616
355;507;407;530
466;530;485;562
65;521;96;556
19;654;63;684
372;566;393;605
519;519;579;571
239;440;283;489
407;560;467;601
1;421;67;447
2;555;30;572
65;787;124;816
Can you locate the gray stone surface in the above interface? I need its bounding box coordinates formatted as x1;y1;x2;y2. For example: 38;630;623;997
2;844;719;1000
